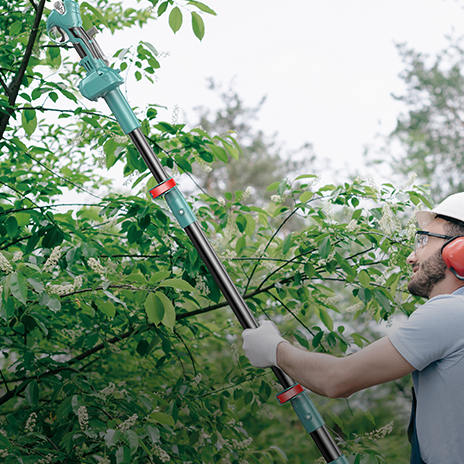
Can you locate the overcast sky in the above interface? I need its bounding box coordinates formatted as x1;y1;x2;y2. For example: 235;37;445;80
94;0;464;186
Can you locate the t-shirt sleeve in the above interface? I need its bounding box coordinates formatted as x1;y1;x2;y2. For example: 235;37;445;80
388;295;464;371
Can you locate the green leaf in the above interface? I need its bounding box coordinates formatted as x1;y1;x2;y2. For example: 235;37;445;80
191;12;205;40
145;424;160;443
10;272;27;304
149;271;171;284
98;301;116;318
104;429;120;447
208;143;228;162
188;1;217;15
22;108;37;137
299;191;314;204
319;308;334;331
282;232;293;255
269;445;288;462
144;293;164;325
25;380;39;407
148;411;175;426
169;7;183;33
0;433;11;450
28;278;44;295
155;291;176;329
318;236;331;259
358;270;370;287
374;289;391;312
158;278;195;292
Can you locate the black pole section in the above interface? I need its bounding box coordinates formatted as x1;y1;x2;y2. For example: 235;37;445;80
185;221;293;389
311;426;343;462
129;128;168;184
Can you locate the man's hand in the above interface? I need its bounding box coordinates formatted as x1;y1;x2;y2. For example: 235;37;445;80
242;320;289;368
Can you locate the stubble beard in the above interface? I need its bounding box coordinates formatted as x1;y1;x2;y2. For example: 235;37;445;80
408;249;448;298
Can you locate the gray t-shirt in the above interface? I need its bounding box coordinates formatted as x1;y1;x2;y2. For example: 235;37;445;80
388;287;464;463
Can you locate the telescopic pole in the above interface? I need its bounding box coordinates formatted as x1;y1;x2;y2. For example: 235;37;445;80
46;3;349;462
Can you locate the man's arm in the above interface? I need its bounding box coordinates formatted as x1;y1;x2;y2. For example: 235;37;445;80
276;336;415;398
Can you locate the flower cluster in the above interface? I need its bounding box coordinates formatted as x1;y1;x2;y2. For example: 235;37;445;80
152;444;170;462
344;302;364;314
195;276;210;295
12;250;23;262
78;406;89;430
118;413;138;432
47;275;83;296
379;203;400;236
321;200;335;223
25;412;37;433
364;421;394;440
191;374;202;387
112;134;129;144
230;343;240;366
42;246;62;273
0;252;12;274
88;258;106;278
346;219;360;233
401;172;417;191
270;194;284;203
37;454;54;464
231;437;253;450
241;186;253;201
100;382;116;398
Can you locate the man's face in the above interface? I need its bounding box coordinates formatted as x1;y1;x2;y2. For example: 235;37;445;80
407;218;449;298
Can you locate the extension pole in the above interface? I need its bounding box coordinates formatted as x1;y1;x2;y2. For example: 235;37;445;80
46;3;349;462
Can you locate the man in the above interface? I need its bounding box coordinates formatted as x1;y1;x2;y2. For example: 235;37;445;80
242;192;464;463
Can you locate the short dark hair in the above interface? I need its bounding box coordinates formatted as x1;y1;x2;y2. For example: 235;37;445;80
436;214;464;237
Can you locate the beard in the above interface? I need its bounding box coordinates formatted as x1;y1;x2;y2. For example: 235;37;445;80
408;249;448;298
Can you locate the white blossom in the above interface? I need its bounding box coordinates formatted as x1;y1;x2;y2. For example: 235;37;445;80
344;302;364;314
88;258;105;277
100;382;116;397
191;373;202;387
231;343;240;366
364;421;394;440
346;219;360;233
321;200;335;223
0;252;12;274
218;197;226;206
37;453;54;464
47;282;75;295
74;275;83;289
241;186;253;201
379;203;400;236
195;276;210;295
270;194;284;203
12;251;23;262
25;412;37;433
401;172;417;191
152;444;170;462
112;134;129;144
78;406;89;430
42;246;62;273
118;413;138;432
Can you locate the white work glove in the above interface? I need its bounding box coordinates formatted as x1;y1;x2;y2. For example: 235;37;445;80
242;320;289;368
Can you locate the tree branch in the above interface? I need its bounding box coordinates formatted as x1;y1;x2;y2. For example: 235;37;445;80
0;0;47;140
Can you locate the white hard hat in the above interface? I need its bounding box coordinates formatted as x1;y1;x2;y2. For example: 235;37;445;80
416;192;464;229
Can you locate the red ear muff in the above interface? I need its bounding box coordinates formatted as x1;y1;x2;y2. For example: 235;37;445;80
442;237;464;280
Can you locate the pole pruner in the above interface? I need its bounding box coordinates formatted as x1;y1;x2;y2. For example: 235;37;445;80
46;2;350;462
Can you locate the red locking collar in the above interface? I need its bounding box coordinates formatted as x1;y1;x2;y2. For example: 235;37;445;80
149;178;176;199
276;383;304;405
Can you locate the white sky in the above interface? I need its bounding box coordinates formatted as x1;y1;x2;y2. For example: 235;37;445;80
95;0;464;186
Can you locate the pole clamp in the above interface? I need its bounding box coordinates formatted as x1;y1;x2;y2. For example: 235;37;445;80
149;178;177;199
276;383;304;405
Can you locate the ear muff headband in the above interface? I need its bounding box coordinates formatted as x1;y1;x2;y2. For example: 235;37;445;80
442;237;464;280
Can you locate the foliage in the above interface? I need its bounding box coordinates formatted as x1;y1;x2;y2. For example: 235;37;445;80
382;38;464;199
0;1;427;463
